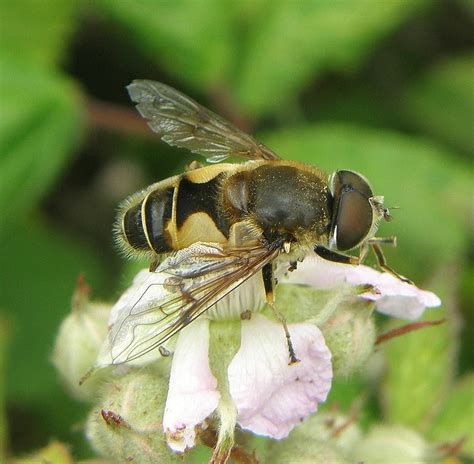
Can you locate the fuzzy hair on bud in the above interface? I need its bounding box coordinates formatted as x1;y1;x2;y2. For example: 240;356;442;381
52;282;111;402
86;365;176;463
320;301;375;378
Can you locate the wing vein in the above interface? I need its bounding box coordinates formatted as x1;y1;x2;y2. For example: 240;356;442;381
107;242;280;364
127;80;280;162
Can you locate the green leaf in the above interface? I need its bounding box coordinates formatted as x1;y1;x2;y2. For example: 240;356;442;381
380;307;451;430
458;263;474;373
404;54;474;156
234;0;431;117
186;444;213;464
12;441;74;464
321;375;366;412
0;0;78;69
426;374;474;457
96;0;235;89
0;315;7;459
379;264;458;430
0;56;83;234
262;123;471;280
460;0;474;17
0;218;109;451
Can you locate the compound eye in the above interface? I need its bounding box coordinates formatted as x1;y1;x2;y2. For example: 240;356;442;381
335;189;373;250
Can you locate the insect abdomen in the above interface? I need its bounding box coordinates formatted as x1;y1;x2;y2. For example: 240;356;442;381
119;183;175;257
122;201;149;251
171;173;230;248
142;187;175;252
117;166;234;258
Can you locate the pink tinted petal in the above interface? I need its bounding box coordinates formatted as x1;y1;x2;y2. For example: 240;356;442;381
366;272;441;320
163;318;220;452
286;256;440;320
228;314;332;439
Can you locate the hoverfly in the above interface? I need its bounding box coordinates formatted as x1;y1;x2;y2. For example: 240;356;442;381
108;80;408;366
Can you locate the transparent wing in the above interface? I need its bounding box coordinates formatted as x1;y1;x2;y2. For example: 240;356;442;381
127;80;280;163
104;242;279;365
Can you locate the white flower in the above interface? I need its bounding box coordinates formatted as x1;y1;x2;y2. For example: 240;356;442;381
162;302;332;452
95;260;333;453
284;256;441;320
161;312;331;451
92;251;440;456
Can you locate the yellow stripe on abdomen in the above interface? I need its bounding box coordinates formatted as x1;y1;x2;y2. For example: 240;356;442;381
176;212;228;248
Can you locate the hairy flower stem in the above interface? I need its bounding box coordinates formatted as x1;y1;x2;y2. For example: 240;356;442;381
208;321;241;464
211;395;237;464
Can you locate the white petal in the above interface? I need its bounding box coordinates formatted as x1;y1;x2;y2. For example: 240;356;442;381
163;318;220;452
107;269;151;326
228;314;332;439
206;271;266;321
96;269;173;367
285;256;440;320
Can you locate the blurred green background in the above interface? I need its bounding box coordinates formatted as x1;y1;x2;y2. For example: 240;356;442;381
0;0;472;461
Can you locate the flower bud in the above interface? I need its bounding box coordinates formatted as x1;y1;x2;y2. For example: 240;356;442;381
262;410;360;463
320;301;375;378
266;436;349;464
86;365;178;463
52;278;111;402
276;282;368;326
353;425;434;463
297;412;363;457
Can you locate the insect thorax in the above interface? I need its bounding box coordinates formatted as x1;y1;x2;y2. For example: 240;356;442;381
224;163;332;246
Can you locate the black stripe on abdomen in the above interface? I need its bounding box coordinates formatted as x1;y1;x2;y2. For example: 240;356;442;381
123;201;149;251
143;186;174;253
176;175;229;237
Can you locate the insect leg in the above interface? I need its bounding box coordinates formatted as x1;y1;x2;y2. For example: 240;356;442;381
262;263;275;301
314;245;359;265
370;242;413;284
368;236;397;247
360;237;396;263
262;263;299;365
